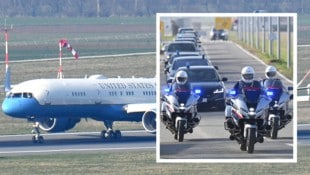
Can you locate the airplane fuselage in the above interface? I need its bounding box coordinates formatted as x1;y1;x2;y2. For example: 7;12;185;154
2;77;156;122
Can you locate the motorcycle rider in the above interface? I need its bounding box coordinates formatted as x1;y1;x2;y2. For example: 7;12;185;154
161;70;198;130
225;66;262;149
261;65;286;92
225;66;262;118
169;70;191;103
261;65;292;131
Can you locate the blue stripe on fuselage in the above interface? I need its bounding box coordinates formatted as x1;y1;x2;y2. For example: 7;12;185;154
2;97;142;122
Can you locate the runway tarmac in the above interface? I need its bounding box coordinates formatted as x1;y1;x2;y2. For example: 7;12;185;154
0;130;155;156
298;124;310;145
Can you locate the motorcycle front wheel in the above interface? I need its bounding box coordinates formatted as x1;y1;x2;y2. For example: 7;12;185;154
177;120;185;142
271;117;279;139
246;127;256;153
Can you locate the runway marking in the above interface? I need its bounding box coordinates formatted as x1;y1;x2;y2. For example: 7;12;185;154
0;146;155;154
0;52;155;63
298;124;310;127
0;130;146;138
286;143;294;147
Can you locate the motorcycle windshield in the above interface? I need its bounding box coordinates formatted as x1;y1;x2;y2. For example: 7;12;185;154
266;87;282;101
175;91;191;104
186;94;199;107
244;87;261;104
264;79;284;101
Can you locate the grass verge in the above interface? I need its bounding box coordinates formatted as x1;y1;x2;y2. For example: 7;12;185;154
230;32;293;80
0;146;309;175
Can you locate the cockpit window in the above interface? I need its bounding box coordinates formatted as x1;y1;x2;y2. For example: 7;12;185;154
7;92;33;98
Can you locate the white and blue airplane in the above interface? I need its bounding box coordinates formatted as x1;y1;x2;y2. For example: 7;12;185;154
2;67;156;143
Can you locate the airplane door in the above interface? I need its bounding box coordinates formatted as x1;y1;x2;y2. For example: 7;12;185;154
44;90;51;105
95;89;101;104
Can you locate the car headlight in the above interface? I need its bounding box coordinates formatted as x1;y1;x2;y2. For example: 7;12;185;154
213;87;224;94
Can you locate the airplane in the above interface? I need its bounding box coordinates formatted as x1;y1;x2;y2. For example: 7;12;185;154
2;66;157;143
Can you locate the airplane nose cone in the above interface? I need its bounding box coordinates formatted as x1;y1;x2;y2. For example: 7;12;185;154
2;98;20;117
2;98;38;118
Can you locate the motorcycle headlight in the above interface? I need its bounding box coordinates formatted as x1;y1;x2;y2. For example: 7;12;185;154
248;108;256;117
214;87;224;94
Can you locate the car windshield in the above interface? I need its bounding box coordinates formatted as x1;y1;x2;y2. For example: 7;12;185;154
172;59;208;70
168;54;199;64
186;68;220;82
167;43;196;52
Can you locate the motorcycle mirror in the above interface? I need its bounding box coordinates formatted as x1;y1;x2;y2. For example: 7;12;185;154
222;77;228;82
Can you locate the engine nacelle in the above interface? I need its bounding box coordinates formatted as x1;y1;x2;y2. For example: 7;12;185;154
141;109;156;134
38;118;81;133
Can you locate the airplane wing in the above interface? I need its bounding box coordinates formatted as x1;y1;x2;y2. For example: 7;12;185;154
123;103;156;113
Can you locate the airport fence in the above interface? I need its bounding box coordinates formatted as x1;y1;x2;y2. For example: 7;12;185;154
236;16;293;69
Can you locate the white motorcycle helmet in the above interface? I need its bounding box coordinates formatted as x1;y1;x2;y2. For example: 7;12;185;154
175;70;188;85
265;65;277;79
241;66;255;83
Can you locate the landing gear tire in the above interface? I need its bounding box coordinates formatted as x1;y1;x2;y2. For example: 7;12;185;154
100;130;122;140
32;135;44;144
100;130;107;139
114;130;121;139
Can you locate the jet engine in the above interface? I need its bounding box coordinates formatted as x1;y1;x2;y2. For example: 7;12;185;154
38;118;81;132
141;109;156;134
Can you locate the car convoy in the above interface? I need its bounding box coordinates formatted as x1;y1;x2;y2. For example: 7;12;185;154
160;26;293;154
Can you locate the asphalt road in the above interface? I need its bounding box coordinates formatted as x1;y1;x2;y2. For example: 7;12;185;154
159;40;294;160
0;130;155;156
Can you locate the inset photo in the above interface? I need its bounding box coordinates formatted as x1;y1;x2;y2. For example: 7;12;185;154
156;13;297;163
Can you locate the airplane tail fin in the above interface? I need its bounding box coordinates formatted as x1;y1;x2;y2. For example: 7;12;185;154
4;66;11;93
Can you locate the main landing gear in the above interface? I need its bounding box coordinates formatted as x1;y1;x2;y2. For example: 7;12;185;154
101;121;122;140
31;121;44;143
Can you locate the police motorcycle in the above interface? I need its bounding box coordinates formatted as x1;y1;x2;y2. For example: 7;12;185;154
161;87;201;142
224;87;271;153
263;79;293;139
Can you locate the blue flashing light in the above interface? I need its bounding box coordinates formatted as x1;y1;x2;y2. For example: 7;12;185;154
229;90;236;95
194;89;201;94
164;88;170;93
266;91;274;96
